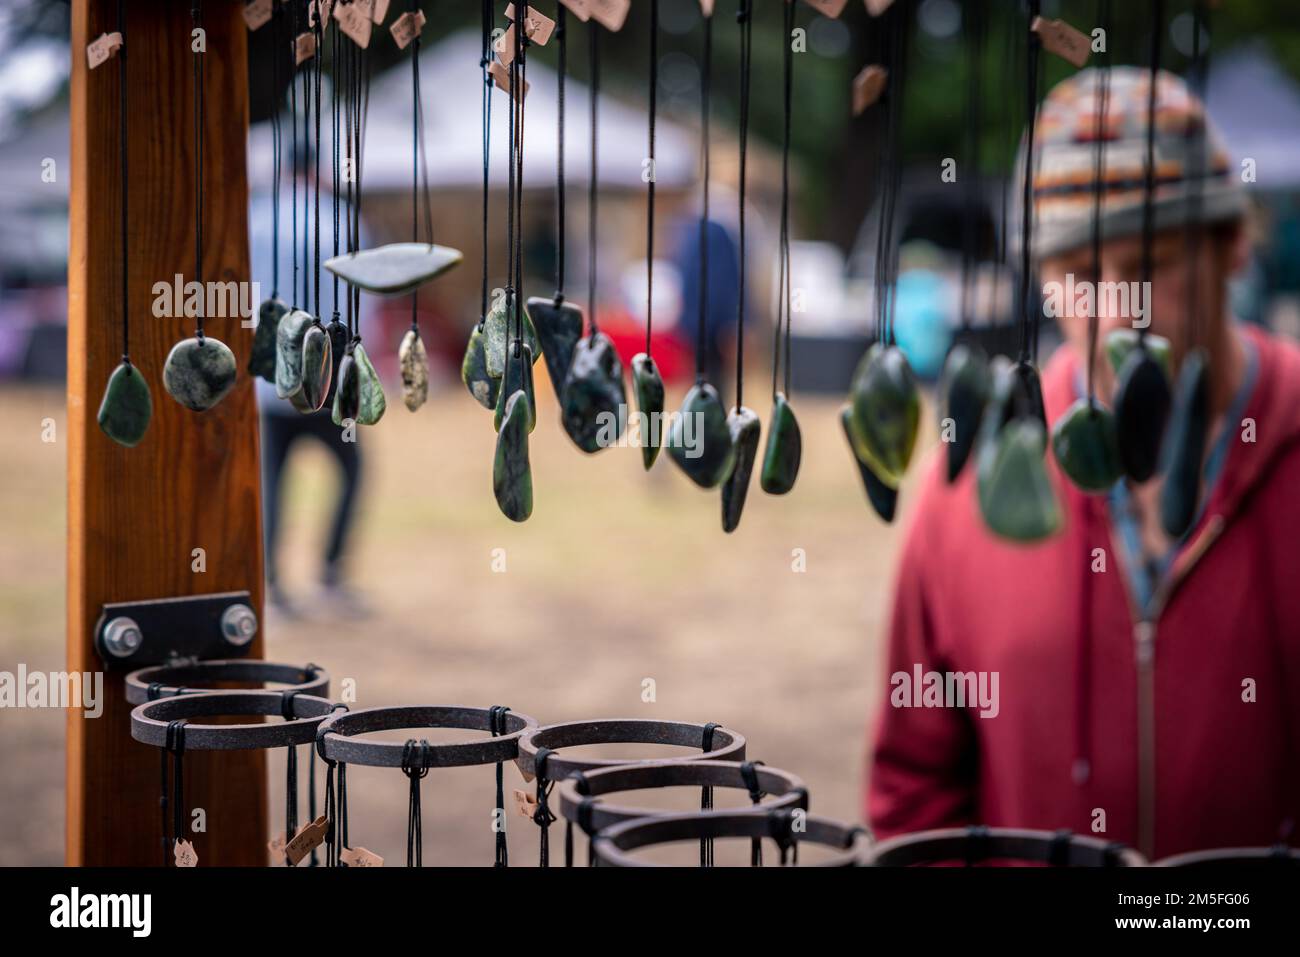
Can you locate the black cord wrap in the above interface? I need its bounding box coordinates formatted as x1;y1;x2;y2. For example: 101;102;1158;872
772;0;795;399
734;0;752;409
533;746;557;867
401;738;431;867
160;719;186;865
740;759;765;866
191;0;205;339
317;702;349;867
489;705;511;867
699;722;720;866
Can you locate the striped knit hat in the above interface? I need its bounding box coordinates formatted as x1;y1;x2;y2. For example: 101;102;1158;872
1025;66;1246;260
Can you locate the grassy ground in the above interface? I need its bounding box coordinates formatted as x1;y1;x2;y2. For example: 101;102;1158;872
0;377;928;865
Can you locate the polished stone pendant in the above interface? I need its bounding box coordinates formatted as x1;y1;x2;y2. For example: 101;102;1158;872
353;341;386;426
398;327;429;412
667;380;736;488
326;318;349;399
494;390;534;523
721;407;761;533
840;405;896;523
559;332;626;453
298;321;333;413
461;323;500;411
760;392;801;494
631;353;665;470
494;341;536;434
484;296;540;381
97;360;152;448
324;242;463;296
847;343;920;489
1105;328;1171;381
1113;345;1172;483
1159;348;1210;538
528;295;583;390
163;336;237;412
1050;397;1123;493
249;297;287;383
938;343;991;482
978;418;1062;542
331;346;360;426
275;309;314;400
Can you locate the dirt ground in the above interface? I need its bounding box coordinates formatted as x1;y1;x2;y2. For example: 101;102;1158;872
0;378;930;866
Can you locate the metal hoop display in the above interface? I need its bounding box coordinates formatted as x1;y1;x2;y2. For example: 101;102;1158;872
130;691;337;750
591;809;870;867
868;827;1146;867
1154;846;1300;867
316;705;538;767
125;659;329;704
516;719;746;779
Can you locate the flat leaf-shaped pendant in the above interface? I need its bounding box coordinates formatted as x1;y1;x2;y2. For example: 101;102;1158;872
1050;398;1123;493
939;343;990;482
978;418;1062;542
631;353;665;470
249;297;287;382
1105;328;1171;381
840;405;896;522
721;406;761;533
667;381;736;488
399;328;429;412
298;322;333;412
97;360;152;448
324;242;463;296
163;336;237;412
847;344;920;488
1113;346;1171;482
494;341;536;433
331;346;360;426
484;296;540;381
461;323;500;410
760;392;801;494
353;341;386;426
560;332;626;453
1159;348;1210;538
528;295;583;390
494;390;533;523
275;309;314;399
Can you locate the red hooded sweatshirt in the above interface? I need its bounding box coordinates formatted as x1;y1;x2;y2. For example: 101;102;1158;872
866;325;1300;861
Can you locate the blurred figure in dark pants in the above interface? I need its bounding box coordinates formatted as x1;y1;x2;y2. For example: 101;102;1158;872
673;216;741;398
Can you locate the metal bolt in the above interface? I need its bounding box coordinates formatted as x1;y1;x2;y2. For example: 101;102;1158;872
102;617;143;659
221;603;258;646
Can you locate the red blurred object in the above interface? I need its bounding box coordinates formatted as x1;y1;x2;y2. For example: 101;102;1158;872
595;303;693;384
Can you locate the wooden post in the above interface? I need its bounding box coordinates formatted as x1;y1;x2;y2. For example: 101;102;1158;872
67;0;267;866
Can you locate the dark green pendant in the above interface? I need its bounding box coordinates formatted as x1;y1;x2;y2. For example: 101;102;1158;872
484;296;540;380
353;342;386;426
847;343;920;488
760;392;801;494
298;322;333;413
631;352;665;470
399;328;429;412
939;343;991;482
1050;397;1123;493
559;332;626;454
97;360;153;448
721;407;761;533
275;308;313;400
1113;345;1172;483
494;342;536;433
840;406;896;523
249;297;287;383
667;381;736;489
528;295;583;392
1012;360;1047;432
493;390;534;523
461;323;500;410
163;336;237;412
1106;328;1171;381
1159;348;1210;538
331;347;360;426
325;318;349;403
977;418;1062;542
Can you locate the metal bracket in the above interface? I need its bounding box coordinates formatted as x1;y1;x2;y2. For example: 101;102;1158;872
94;591;258;669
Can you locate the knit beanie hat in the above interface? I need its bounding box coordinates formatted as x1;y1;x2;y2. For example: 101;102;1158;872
1025;66;1246;260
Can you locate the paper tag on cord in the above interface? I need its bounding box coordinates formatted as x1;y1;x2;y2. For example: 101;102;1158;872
243;0;273;31
370;0;390;24
559;0;592;21
504;4;556;46
389;9;425;50
335;2;374;48
865;0;895;16
86;32;123;70
852;64;887;115
268;832;288;864
488;59;529;103
295;32;317;65
1032;16;1091;69
699;0;715;16
284;815;328;866
587;0;631;32
513;789;538;819
310;0;334;31
803;0;849;17
340;846;384;867
494;24;520;68
173;840;198;867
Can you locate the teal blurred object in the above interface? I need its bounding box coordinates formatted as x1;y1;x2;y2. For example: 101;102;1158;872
891;269;952;380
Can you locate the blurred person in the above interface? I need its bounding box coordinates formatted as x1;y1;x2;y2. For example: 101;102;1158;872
867;68;1300;860
672;214;741;395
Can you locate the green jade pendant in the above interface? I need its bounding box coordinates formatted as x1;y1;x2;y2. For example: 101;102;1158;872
840;405;896;523
352;341;386;426
847;344;920;489
721;407;761;533
97;360;153;448
631;353;665;470
494;341;536;434
163;335;237;412
398;327;429;412
528;295;584;392
249;297;287;383
759;392;801;494
1051;397;1123;493
666;381;735;489
559;332;626;454
324;242;463;296
298;321;334;413
483;295;540;381
493;390;534;523
461;322;501;411
275;309;314;400
938;343;991;482
332;346;360;426
1158;348;1210;538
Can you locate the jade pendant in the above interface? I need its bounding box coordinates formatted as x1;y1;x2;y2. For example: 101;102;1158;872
97;360;152;448
978;418;1062;542
461;323;500;410
847;344;920;489
275;309;314;400
1159;348;1210;538
493;390;534;523
326;318;349;399
631;352;665;470
938;344;991;482
249;297;287;383
840;405;896;523
1105;328;1171;381
1050;398;1123;493
1113;345;1172;483
331;346;360;426
399;327;429;412
352;342;386;426
324;242;463;296
484;295;540;381
760;392;801;494
559;332;626;454
163;336;237;412
721;407;761;533
528;295;584;391
667;380;736;489
298;321;334;413
494;341;536;433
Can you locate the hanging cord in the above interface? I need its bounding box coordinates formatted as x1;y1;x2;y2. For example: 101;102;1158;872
301;17;311;315
512;19;528;365
401;739;431;867
343;30;356;338
330;21;341;323
770;807;798;867
1017;0;1042;363
289;1;299;310
771;0;794;399
316;703;349;867
160;720;186;865
352;40;371;342
304;666;322;866
1087;0;1111;402
269;2;281;300
479;0;493;327
409;0;435;334
503;2;517;354
554;3;567;302
644;0;659;355
117;0;130;366
488;705;511;867
884;6;910;345
733;0;752;410
532;748;558;867
563;771;588;867
191;0;205;340
312;4;323;328
1184;0;1209;352
872;3;907;346
739;760;766;866
699;722;720;867
281;691;300;866
1137;0;1165;346
695;9;712;380
588;20;600;334
958;0;985;333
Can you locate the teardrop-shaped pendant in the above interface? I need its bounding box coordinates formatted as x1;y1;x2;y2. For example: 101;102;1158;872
938;343;991;482
528;295;584;391
847;344;920;488
97;360;153;448
559;332;627;454
760;392;801;494
275;309;314;400
1050;397;1123;493
461;323;501;410
326;318;349;397
494;390;534;523
484;296;540;381
1105;328;1171;381
840;405;896;522
163;336;237;412
667;381;736;489
631;353;665;470
1113;345;1172;483
721;406;761;533
352;341;387;426
1159;348;1210;538
978;418;1062;542
494;341;536;434
399;327;430;412
249;297;287;383
331;346;360;426
298;322;334;413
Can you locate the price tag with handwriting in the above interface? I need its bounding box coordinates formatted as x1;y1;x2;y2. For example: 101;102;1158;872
587;0;630;32
852;64;887;116
243;0;273;31
335;1;374;48
340;846;384;867
390;9;426;50
1032;16;1091;69
174;840;198;867
284;815;328;866
505;4;556;46
295;32;317;65
87;32;123;70
513;788;538;819
488;59;530;103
